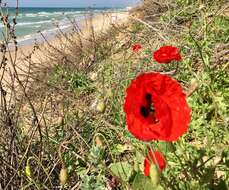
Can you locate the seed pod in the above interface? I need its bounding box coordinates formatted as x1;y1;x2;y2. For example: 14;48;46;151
149;165;161;186
59;167;68;186
95;136;103;147
96;101;106;113
57;116;64;125
190;78;198;88
187;78;199;96
25;165;32;179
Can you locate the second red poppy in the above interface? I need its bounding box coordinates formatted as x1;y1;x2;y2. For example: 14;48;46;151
153;45;182;63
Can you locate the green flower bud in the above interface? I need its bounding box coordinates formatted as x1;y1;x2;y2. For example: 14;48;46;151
96;101;106;113
149;165;161;186
25;165;32;180
59;167;68;186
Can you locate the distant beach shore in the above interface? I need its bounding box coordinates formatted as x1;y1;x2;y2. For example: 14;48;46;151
1;10;129;97
21;11;128;46
1;7;129;47
13;10;129;53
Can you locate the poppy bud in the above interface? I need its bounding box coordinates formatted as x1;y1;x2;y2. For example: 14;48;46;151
25;164;32;180
149;165;161;186
144;150;166;179
187;78;199;96
57;116;64;125
190;78;199;88
96;101;106;113
59;167;68;186
95;136;103;147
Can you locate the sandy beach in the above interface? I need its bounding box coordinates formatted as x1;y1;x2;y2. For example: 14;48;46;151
16;11;129;56
1;11;129;101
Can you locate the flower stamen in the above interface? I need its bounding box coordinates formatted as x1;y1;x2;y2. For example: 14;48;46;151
140;93;158;123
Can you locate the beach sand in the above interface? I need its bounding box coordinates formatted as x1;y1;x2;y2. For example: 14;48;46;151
11;11;129;61
0;11;129;101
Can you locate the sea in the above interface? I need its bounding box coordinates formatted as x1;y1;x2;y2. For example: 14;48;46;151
0;7;127;46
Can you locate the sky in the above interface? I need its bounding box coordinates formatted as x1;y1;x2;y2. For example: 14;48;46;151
3;0;139;8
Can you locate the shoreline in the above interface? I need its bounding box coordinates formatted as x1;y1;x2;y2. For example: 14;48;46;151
7;10;129;49
12;11;129;55
3;10;129;79
0;10;129;104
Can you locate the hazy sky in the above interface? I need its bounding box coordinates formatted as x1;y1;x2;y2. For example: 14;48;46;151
3;0;139;7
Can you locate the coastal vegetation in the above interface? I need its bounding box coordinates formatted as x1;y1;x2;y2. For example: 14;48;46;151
0;0;228;189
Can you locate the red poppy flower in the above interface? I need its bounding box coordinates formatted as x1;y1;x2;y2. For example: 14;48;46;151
132;43;142;53
123;72;190;141
144;150;166;176
153;46;182;63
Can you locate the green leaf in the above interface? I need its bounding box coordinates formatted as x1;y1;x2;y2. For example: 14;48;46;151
89;145;105;164
158;142;175;153
132;173;160;190
109;162;133;182
134;150;147;172
135;151;145;163
111;144;132;155
155;185;165;190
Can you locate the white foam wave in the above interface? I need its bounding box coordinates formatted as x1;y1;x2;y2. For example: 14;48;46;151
16;20;52;26
21;11;84;18
41;24;72;35
16;23;73;44
24;13;37;17
16;34;34;43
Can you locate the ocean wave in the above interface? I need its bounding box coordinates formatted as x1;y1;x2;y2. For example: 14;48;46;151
0;15;81;28
16;20;52;26
16;23;73;43
19;10;96;18
41;24;72;34
38;11;62;16
24;13;37;17
0;20;51;27
17;9;122;19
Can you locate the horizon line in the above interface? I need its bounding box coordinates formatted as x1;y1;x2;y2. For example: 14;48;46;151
6;6;128;9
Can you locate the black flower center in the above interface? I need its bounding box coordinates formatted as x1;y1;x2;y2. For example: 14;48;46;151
140;106;150;118
140;93;158;123
140;93;155;118
145;93;151;101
